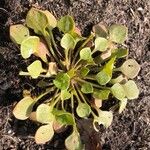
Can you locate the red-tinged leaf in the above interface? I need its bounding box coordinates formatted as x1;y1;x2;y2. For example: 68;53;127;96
53;120;67;133
74;27;81;36
34;39;50;62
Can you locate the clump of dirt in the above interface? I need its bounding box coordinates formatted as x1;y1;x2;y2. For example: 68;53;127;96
0;0;150;149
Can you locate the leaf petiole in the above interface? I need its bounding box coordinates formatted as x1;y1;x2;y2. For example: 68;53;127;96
35;87;55;102
72;33;94;66
75;78;110;90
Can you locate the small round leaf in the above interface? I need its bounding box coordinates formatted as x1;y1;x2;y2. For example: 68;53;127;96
57;15;75;33
61;33;75;50
65;131;83;150
81;83;93;94
10;24;29;44
93;89;110;100
95;37;109;51
35;123;54;144
61;90;71;100
36;104;55;123
21;36;39;59
13;97;35;120
53;73;70;90
53;110;74;125
80;47;92;61
96;57;115;85
96;70;111;85
27;60;45;79
80;67;89;77
111;83;126;100
26;8;56;34
122;80;139;100
96;110;113;128
109;25;128;44
120;59;140;79
76;103;91;118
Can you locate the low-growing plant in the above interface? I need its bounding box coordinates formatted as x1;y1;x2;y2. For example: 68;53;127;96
10;8;140;149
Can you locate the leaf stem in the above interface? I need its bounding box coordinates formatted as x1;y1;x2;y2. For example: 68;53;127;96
51;94;61;108
75;78;110;90
74;59;81;68
65;49;70;70
44;32;65;70
73;86;81;104
76;86;97;118
72;33;95;66
35;87;55;102
83;75;96;81
19;71;54;78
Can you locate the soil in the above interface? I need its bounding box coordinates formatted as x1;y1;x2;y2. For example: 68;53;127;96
0;0;150;150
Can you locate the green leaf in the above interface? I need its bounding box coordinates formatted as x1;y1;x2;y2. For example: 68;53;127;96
80;67;89;77
35;123;54;144
96;57;116;85
21;36;40;59
36;104;54;124
92;23;108;38
109;24;128;44
67;68;76;78
70;31;84;43
93;89;110;100
104;56;116;75
61;33;75;50
94;37;109;52
119;98;127;113
95;110;113;128
53;110;74;125
10;24;29;44
53;73;70;90
57;15;75;33
80;47;92;61
114;48;128;58
65;130;83;150
122;80;139;100
120;59;140;79
111;83;126;100
13;97;35;120
61;90;71;100
76;103;91;118
26;8;57;34
27;60;45;79
96;70;111;85
81;83;93;94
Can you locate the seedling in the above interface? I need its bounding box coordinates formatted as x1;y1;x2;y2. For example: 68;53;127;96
10;8;140;149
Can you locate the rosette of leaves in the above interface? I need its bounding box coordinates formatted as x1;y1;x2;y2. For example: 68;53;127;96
10;8;140;149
